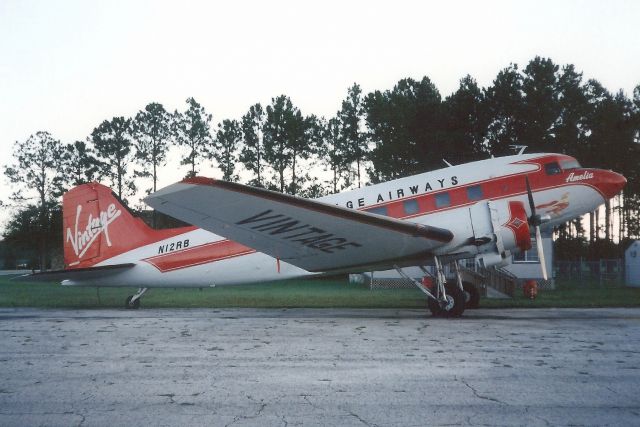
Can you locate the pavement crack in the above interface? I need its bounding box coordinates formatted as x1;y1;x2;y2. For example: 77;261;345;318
459;378;505;405
346;410;377;427
224;395;267;427
605;385;619;395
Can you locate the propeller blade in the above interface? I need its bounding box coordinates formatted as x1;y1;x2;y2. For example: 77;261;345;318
535;226;548;281
525;175;536;220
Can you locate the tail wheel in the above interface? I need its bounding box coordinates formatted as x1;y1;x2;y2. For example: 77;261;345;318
428;283;466;317
462;282;480;309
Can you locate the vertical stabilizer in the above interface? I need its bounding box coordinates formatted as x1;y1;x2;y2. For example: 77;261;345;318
63;183;190;268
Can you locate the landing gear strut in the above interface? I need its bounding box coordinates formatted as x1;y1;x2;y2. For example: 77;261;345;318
453;261;480;309
394;257;466;318
125;288;147;309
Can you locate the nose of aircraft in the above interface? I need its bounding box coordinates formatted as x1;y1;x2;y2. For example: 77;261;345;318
596;170;627;199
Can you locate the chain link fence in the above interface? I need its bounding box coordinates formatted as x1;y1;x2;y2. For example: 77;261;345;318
554;259;623;285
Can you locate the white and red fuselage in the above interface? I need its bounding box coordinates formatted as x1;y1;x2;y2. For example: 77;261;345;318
61;153;626;288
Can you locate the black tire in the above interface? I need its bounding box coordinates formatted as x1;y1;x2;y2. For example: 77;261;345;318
462;282;480;309
428;283;465;318
427;295;443;317
125;295;141;309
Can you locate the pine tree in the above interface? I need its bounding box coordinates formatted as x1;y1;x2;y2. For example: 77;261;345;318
240;103;266;186
62;140;100;186
212;119;242;181
133;102;173;193
173;98;212;178
4;131;66;269
91;117;136;200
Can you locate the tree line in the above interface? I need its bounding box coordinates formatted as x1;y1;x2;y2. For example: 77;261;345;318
3;56;640;269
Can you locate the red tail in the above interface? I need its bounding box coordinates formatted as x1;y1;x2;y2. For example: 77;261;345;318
63;182;192;269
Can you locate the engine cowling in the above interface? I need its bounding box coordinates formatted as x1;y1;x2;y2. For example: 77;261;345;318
468;200;531;268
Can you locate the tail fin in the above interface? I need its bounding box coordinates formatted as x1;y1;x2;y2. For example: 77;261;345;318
63;182;190;269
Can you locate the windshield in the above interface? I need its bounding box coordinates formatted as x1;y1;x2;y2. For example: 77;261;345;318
560;159;581;170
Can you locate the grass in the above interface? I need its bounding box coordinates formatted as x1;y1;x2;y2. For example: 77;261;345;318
1;275;639;310
0;276;426;309
483;280;640;308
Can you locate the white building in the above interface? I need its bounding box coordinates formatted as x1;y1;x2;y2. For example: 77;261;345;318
502;231;554;287
625;241;640;287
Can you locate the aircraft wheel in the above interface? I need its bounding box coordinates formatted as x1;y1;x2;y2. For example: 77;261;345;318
427;296;443;317
428;283;465;317
125;295;141;309
463;282;480;309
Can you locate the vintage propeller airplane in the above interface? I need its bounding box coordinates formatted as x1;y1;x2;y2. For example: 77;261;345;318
23;152;626;317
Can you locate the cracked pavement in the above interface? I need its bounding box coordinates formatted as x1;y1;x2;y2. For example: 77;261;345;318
1;307;639;426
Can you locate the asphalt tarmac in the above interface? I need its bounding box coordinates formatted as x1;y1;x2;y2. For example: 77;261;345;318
1;307;639;427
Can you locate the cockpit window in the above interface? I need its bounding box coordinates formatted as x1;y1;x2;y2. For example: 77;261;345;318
560;159;581;170
544;162;562;175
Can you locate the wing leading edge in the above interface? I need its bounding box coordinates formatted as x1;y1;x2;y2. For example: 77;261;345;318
145;178;454;273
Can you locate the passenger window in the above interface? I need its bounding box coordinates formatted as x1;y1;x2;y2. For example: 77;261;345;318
466;185;483;201
435;192;450;208
403;199;419;215
366;206;388;216
544;162;562;175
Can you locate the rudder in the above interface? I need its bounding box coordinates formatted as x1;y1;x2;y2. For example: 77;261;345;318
63;182;180;269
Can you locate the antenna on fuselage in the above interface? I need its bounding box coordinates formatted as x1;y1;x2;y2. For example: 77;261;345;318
509;145;528;155
442;159;453;167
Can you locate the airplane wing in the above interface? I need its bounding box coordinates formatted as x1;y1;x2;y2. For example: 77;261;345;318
12;263;135;283
145;178;454;273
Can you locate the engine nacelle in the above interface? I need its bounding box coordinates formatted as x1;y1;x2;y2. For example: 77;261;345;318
468;200;532;268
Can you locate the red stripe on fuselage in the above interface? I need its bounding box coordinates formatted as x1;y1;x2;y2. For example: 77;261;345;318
143;239;256;272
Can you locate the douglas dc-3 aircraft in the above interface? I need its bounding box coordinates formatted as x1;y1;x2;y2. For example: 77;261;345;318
24;152;626;317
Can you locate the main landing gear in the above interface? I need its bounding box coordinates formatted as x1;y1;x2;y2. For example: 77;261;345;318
125;288;148;309
395;258;468;318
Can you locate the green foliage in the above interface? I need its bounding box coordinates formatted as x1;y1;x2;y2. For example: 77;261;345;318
62;140;100;187
339;83;368;187
318;117;351;193
91;117;136;200
173;97;212;178
240;103;266;186
3;131;66;269
133;102;173;193
519;56;561;151
4;131;66;204
554;235;589;261
484;64;523;155
364;77;444;182
212;119;242;181
263;96;319;194
2;202;62;269
442;75;489;162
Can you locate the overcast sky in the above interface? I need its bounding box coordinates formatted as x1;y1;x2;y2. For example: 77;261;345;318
0;0;638;229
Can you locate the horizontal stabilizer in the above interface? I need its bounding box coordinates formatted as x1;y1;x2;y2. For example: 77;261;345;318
12;263;135;283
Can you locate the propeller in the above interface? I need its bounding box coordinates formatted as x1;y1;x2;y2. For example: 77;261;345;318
525;176;548;281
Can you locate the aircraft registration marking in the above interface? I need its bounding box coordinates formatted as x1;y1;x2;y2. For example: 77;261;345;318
157;239;190;254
